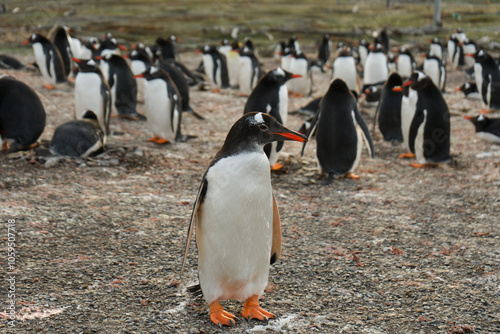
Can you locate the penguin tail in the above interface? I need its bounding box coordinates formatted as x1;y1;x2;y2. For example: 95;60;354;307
187;283;204;300
185;106;205;120
322;173;335;186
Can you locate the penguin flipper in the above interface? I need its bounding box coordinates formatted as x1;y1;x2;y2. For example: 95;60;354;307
270;194;282;265
180;178;207;278
300;109;320;157
353;109;375;158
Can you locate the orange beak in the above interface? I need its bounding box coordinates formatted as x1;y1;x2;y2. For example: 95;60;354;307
133;74;144;78
22;39;30;45
177;37;182;43
95;56;103;60
71;57;81;63
118;44;127;51
465;53;475;57
454;86;462;92
291;74;302;78
392;86;404;92
403;80;413;87
463;116;472;120
271;131;307;143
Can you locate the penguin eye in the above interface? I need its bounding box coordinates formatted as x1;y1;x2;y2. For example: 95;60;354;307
258;124;268;131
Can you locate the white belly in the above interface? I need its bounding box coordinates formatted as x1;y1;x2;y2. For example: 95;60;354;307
415;110;427;163
474;63;483;99
363;53;388;85
144;79;176;142
278;84;288;125
401;89;418;152
33;43;54;83
423;60;440;89
287;59;309;95
227;51;240;88
238;57;253;95
430;45;442;61
74;73;105;128
333;57;358;93
198;151;273;303
397;55;413;78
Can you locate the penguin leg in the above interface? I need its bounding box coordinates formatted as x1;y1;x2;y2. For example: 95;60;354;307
270;162;283;171
43;83;55;90
2;141;9;151
209;300;236;327
242;295;275;322
344;172;360;179
154;137;171;145
398;152;416;159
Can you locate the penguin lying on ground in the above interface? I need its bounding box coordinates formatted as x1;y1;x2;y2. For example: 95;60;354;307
0;76;46;152
0;54;24;70
302;79;374;183
181;112;307;328
464;114;500;144
50;110;106;157
455;82;480;99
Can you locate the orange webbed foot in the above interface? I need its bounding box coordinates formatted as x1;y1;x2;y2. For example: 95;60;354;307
154;137;171;144
270;162;283;171
479;109;490;114
242;295;275;322
43;83;55;90
289;92;305;98
345;172;360;179
148;136;159;142
212;88;220;93
210;300;236;327
411;163;427;168
398;152;416;159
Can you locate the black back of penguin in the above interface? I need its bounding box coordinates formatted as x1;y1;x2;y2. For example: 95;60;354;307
157;59;191;113
27;34;67;83
465;114;500;141
316;79;374;177
474;50;500;109
408;72;451;163
52;26;73;77
375;72;403;144
318;34;331;64
0;77;46;152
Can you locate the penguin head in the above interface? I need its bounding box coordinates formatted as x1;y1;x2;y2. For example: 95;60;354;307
223;112;307;150
386;72;404;88
134;66;164;81
81;110;99;121
22;33;42;45
403;71;430;90
72;58;99;72
264;67;301;85
464;114;490;131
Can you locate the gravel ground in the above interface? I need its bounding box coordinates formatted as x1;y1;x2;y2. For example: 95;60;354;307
0;51;499;334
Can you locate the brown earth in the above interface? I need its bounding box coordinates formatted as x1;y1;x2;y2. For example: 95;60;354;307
0;50;499;334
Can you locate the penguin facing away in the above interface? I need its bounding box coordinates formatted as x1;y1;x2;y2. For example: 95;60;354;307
23;33;66;89
304;79;374;184
0;76;46;152
181;112;307;328
50;110;106;157
464;114;500;144
243;67;301;170
51;25;74;78
374;72;403;144
73;58;112;133
318;34;332;64
135;66;183;144
468;49;500;111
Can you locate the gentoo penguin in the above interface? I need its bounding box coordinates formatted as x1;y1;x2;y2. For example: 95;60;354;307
280;45;294;72
387;52;397;73
287;49;312;97
243;68;301;170
238;46;263;96
464;114;500;144
393;80;418;159
218;39;232;58
363;43;388;102
135;66;183;143
468;49;500;110
96;53;140;120
23;33;66;89
128;48;152;102
357;39;370;67
373;72;403;144
226;40;241;88
73;58;112;132
374;28;390;53
405;71;452;167
79;37;98;59
422;52;446;92
97;35;127;57
0;76;46;152
455;82;480;99
181;112;307;327
290;97;321;117
200;45;230;91
288;35;300;52
50;110;106;157
463;38;477;67
429;38;444;64
274;41;286;63
0;54;24;70
304;79;373;183
447;33;458;65
51;25;73;77
318;34;332;64
155;35;181;61
395;47;416;79
332;46;360;96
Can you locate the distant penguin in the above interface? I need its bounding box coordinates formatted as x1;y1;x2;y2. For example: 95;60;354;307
274;41;286;62
363;85;382;103
97;53;140;119
244;68;301;170
358;39;370;67
291;97;321;116
79;37;98;59
0;54;24;70
243;37;256;53
128;48;152;101
238;46;263;96
51;25;73;77
200;45;230;90
447;33;458;65
98;36;126;57
363;43;388;102
155;36;181;61
288;35;300;52
23;33;66;89
422;52;446;92
135;66;183;144
374;73;403;144
463;38;477;67
464;114;500;144
429;38;444;64
332;46;360;96
280;45;294;72
306;79;373;183
73;58;112;132
469;49;500;110
395;47;416;79
226;40;241;88
455;82;480;99
318;34;332;64
406;71;452;167
394;80;418;158
374;28;389;53
287;49;312;96
387;52;397;73
0;76;46;152
50;110;106;157
218;39;232;57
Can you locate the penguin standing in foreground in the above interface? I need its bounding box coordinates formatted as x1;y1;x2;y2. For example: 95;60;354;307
468;49;500;111
238;46;263;96
464;114;500;144
243;68;301;170
422;52;446;92
304;79;374;183
135;66;183;144
201;45;230;91
97;53;140;120
373;72;403;144
405;71;452;167
23;33;66;89
0;76;46;152
50;110;106;157
73;58;111;132
181;112;307;328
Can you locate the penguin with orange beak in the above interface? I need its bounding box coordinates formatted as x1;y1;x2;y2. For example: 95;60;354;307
181;112;307;328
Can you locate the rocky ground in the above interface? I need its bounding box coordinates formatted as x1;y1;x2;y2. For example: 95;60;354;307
0;51;499;334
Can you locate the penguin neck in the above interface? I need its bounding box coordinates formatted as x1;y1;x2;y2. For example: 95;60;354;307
212;140;263;167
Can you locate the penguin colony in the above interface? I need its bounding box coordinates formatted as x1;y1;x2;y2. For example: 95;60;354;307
1;24;499;329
